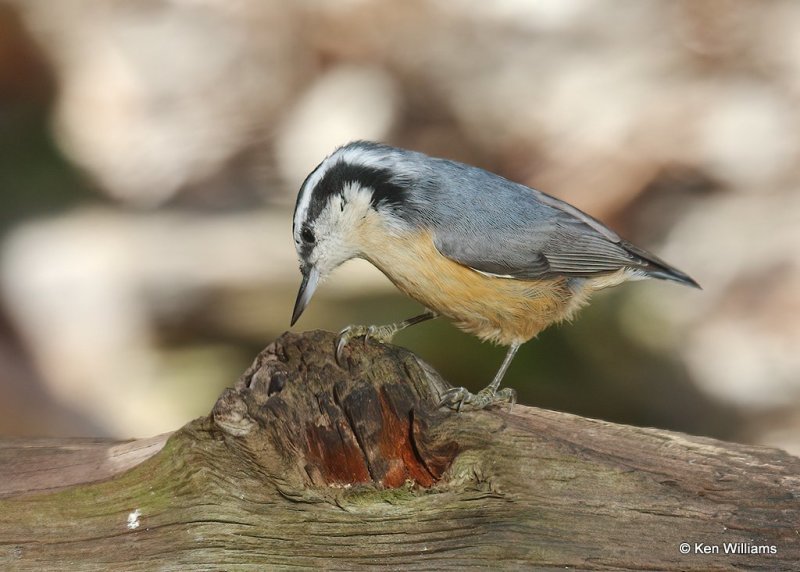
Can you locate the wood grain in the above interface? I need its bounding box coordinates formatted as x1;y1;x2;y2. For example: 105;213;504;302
0;330;797;571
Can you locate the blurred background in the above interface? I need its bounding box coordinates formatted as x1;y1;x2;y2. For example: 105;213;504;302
1;0;799;453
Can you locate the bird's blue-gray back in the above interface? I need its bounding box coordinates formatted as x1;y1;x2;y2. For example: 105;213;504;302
398;156;641;280
344;142;693;285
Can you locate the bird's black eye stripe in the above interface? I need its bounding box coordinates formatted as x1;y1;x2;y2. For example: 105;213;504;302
301;227;315;244
306;162;408;224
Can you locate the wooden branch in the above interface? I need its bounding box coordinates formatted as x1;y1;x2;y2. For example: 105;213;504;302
1;330;798;570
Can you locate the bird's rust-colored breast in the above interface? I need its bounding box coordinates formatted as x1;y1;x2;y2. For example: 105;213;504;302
357;218;577;345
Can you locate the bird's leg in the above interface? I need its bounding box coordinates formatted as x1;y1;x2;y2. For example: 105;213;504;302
336;310;438;364
439;343;520;412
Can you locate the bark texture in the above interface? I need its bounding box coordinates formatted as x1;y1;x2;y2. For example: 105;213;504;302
0;330;798;571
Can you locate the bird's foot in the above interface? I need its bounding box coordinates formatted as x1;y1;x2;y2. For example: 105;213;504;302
335;323;400;364
438;385;516;412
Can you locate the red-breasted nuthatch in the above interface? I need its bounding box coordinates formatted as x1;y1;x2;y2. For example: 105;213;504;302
290;141;699;410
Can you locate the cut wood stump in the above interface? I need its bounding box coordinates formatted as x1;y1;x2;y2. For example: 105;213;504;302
1;330;798;570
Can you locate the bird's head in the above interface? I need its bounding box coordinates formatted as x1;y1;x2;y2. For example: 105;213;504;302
290;141;416;325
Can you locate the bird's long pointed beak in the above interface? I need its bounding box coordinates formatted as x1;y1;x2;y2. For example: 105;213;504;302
291;266;320;326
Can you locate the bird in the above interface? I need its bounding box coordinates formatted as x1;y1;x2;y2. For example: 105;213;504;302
289;141;699;411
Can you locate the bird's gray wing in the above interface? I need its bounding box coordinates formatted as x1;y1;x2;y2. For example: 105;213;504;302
430;182;653;280
434;222;642;280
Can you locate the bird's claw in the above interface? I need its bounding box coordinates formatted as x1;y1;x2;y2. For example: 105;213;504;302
335;323;398;365
336;325;364;364
438;386;516;412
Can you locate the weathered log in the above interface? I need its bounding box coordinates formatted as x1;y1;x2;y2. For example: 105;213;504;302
0;330;798;571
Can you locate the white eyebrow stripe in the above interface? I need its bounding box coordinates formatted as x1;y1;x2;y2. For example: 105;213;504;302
293;164;325;237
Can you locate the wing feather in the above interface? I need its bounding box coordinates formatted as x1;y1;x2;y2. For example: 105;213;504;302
432;187;667;281
409;155;697;287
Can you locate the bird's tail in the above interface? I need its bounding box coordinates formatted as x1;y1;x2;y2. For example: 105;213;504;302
622;240;701;289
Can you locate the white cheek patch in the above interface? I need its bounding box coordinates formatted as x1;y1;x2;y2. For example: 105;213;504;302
314;184;371;239
304;183;380;275
341;182;373;216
